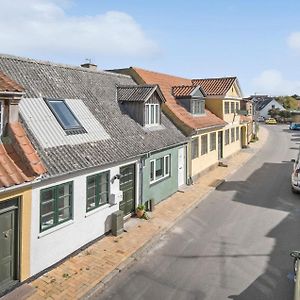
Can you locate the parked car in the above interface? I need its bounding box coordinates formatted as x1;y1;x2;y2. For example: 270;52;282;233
291;150;300;193
290;251;300;298
256;116;265;122
290;123;300;130
265;118;277;125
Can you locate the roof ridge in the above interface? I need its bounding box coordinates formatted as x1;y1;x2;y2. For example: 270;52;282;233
0;53;132;79
117;84;157;88
192;76;237;81
132;66;190;81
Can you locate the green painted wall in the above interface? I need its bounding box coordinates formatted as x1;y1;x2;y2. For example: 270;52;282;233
142;146;179;205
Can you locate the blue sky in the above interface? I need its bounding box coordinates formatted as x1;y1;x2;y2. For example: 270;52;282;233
1;0;300;96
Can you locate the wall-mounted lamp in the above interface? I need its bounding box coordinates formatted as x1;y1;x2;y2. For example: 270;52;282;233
111;174;121;184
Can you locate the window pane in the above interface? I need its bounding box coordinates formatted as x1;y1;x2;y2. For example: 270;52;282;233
165;156;170;175
41;213;54;230
151;105;155;124
155;105;160;124
231;128;235;143
48;100;81;129
145;105;149;124
231;102;235;113
155;158;164;179
191;138;199;159
210;132;216;151
150;161;155;181
201;135;208;155
236;127;240;140
58;207;71;223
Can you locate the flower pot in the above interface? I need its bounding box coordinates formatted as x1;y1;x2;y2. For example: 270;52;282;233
136;209;144;218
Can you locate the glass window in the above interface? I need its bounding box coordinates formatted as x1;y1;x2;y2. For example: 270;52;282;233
46;99;86;134
40;182;73;232
192;100;205;115
86;171;110;212
210;132;216;151
191;137;199;159
236;127;240;140
231;102;235;113
225;129;230;145
236;102;239;112
145;104;160;126
150;155;171;183
201;134;208;155
231;128;235;143
224;102;230;114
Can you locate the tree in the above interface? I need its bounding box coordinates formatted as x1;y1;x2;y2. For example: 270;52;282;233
268;108;280;118
275;96;298;110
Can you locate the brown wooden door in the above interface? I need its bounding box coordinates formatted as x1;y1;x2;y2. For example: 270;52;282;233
0;199;18;292
119;164;135;216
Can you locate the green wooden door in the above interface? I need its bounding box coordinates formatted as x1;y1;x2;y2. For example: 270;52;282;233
0;202;18;292
119;164;135;216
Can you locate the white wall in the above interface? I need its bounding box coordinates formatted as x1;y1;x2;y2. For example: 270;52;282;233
30;158;140;276
259;100;285;118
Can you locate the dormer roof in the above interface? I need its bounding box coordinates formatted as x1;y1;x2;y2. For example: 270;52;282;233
117;84;166;103
192;77;237;96
172;85;206;98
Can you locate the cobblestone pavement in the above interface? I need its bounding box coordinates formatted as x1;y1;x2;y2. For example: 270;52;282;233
1;127;268;300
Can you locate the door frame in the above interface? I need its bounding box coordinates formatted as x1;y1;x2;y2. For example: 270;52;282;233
119;163;136;217
0;197;20;293
178;146;186;187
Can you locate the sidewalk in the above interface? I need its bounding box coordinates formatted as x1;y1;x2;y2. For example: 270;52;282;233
1;127;268;300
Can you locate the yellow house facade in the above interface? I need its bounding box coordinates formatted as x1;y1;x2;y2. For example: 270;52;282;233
111;68;247;182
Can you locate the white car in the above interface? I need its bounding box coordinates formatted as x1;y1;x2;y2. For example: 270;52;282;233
256;116;265;122
291;151;300;193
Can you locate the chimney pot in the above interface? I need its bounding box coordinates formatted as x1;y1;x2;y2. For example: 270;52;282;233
80;63;97;71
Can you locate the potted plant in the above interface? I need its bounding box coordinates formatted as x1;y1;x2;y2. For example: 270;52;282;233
136;204;145;218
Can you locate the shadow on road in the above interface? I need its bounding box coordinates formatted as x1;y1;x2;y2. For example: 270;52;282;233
215;160;300;300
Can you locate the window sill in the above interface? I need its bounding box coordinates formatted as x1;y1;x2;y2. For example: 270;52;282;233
38;219;74;238
150;175;170;186
85;203;112;218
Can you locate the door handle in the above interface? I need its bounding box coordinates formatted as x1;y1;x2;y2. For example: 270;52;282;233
3;231;9;239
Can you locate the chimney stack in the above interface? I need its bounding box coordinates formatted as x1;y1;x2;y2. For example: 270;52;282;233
80;62;97;71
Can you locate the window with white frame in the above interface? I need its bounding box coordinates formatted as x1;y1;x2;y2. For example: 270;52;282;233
225;129;230;145
210;132;216;151
236;102;239;112
201;134;208;155
150;155;170;183
231;128;235;143
145;103;160;126
192;100;205;115
236;127;240;140
191;137;199;159
224;102;230;114
231;102;235;114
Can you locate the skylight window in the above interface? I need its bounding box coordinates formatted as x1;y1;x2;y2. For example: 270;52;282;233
46;99;87;135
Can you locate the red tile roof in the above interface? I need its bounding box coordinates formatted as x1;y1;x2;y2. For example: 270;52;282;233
192;77;237;96
0;70;24;93
131;67;226;134
172;85;199;98
0;122;46;188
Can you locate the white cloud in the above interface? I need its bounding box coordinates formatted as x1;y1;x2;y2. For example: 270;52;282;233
252;69;300;95
0;0;159;58
287;32;300;52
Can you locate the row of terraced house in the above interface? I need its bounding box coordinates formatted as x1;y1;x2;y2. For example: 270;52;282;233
0;54;254;294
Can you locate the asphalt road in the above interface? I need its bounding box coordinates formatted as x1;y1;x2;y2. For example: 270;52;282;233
95;124;300;300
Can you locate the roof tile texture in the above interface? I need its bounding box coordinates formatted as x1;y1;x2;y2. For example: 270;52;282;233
0;122;46;188
132;68;227;133
172;85;198;98
191;77;237;96
0;70;24;93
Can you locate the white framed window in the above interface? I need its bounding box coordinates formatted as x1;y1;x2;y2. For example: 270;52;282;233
224;102;230;114
145;104;160;126
201;134;208;155
231;102;235;113
150;155;171;183
210;132;216;151
192;100;205;115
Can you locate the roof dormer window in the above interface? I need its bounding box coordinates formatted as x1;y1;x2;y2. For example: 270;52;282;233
192;99;205;115
46;99;87;135
116;84;165;128
145;103;160;126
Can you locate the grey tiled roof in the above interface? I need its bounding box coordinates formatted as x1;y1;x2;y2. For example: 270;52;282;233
117;85;157;102
0;54;187;177
255;99;274;111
